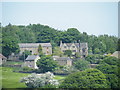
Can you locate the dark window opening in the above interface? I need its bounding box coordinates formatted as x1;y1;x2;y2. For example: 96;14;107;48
82;48;85;52
64;46;66;48
83;55;86;57
72;46;75;48
73;50;76;52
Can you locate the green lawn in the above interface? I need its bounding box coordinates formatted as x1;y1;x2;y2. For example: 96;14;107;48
54;75;66;80
1;67;29;88
1;67;66;88
3;61;24;65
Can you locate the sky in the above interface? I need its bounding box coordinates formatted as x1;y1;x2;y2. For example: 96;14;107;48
1;1;118;36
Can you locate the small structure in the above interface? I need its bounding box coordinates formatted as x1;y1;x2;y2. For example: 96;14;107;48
18;43;52;55
24;55;40;69
111;51;120;58
0;53;7;65
8;53;20;61
60;41;88;58
53;56;72;66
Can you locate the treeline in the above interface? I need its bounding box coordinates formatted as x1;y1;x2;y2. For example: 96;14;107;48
1;23;119;57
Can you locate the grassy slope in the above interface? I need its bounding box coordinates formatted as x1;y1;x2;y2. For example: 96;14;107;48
1;67;29;88
1;67;66;88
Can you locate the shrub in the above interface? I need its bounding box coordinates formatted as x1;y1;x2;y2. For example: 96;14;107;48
20;72;59;88
59;68;109;88
54;66;79;75
74;59;90;71
37;55;58;73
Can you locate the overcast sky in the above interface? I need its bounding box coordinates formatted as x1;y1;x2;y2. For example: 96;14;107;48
1;2;118;36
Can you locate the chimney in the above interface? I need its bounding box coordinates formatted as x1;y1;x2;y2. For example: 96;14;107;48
60;40;62;46
79;40;80;53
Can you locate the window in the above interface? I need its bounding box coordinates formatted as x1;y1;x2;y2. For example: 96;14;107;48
72;46;75;48
64;46;66;48
63;50;65;52
82;48;85;52
73;50;76;52
83;55;86;57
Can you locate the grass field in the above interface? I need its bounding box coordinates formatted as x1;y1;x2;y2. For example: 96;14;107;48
1;67;66;88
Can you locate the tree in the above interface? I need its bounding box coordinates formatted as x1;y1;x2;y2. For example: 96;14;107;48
96;56;120;88
2;36;20;57
52;47;63;57
75;52;81;58
85;54;105;64
64;50;72;57
37;55;58;73
74;59;90;71
20;72;59;88
60;68;109;88
38;45;43;56
19;50;32;60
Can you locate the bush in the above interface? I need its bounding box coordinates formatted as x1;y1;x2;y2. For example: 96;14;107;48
37;55;58;73
54;66;79;75
59;68;109;88
74;59;90;71
20;72;59;88
85;54;105;64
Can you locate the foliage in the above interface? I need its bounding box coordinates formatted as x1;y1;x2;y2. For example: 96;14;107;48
75;52;81;58
74;59;90;71
85;54;105;64
117;38;120;51
19;50;32;60
2;36;20;57
105;74;119;88
64;50;72;57
37;55;58;73
52;47;63;57
60;68;109;88
20;72;59;88
96;56;120;88
2;24;118;57
54;66;79;75
38;44;43;56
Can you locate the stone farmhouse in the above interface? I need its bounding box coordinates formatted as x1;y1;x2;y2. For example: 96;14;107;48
0;53;7;65
24;55;40;69
60;41;88;57
18;43;52;55
53;56;72;66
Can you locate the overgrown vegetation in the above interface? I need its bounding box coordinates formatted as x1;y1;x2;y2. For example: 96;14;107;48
2;23;118;57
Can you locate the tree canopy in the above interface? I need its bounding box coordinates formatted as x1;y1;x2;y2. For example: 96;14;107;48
2;23;118;57
60;68;109;88
36;55;58;73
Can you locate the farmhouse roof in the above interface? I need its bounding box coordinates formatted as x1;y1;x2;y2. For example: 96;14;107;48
25;55;40;61
55;57;72;61
63;43;87;48
0;53;7;59
18;43;51;48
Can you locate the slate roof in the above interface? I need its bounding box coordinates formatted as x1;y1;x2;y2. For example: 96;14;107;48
63;43;87;48
25;55;40;61
18;43;51;48
55;57;72;61
0;53;7;59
